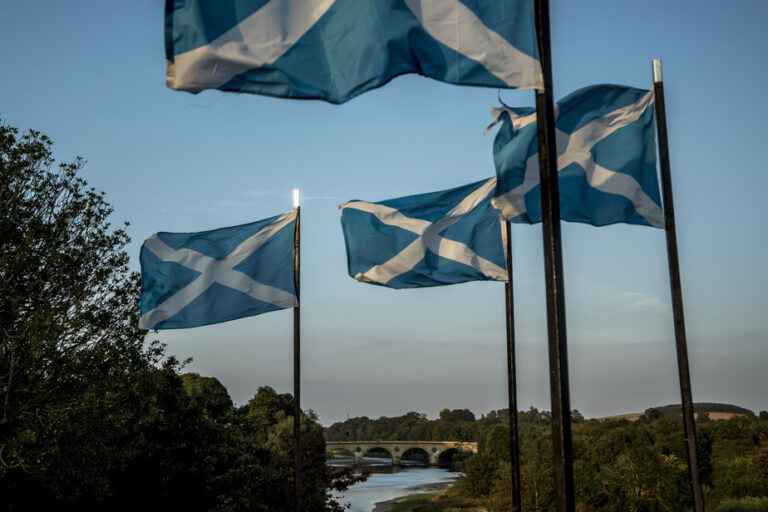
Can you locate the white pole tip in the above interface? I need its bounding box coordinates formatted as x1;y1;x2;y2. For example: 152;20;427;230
292;189;300;208
653;59;663;83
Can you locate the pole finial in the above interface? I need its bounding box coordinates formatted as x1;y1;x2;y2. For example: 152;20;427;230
653;59;663;83
292;189;301;208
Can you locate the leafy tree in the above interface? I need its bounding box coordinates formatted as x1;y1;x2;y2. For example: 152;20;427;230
644;407;663;422
0;121;358;511
439;408;476;423
245;386;364;512
482;424;511;464
523;435;556;512
0;120;159;507
758;448;768;482
456;452;498;498
487;462;513;512
182;373;234;419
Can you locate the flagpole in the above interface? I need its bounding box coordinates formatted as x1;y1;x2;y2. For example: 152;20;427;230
652;60;705;512
503;219;523;512
532;1;576;511
292;189;302;512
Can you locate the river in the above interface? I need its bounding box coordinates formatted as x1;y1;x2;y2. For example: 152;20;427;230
332;459;458;512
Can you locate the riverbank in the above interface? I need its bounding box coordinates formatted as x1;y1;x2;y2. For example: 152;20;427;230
337;466;460;512
372;493;486;512
371;479;452;512
371;482;485;512
372;492;435;512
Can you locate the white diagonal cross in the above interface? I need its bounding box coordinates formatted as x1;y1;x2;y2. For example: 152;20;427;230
169;0;544;93
403;0;543;90
169;0;337;91
342;178;507;286
492;91;664;227
139;212;298;329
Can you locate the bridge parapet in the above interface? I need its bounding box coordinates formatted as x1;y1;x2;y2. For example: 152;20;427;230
326;440;478;466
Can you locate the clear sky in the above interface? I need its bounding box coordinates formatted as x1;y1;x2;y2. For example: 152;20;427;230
2;1;766;424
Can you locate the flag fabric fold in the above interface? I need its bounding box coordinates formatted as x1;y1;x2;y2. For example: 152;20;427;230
139;211;298;330
491;84;664;229
340;178;507;289
166;0;543;103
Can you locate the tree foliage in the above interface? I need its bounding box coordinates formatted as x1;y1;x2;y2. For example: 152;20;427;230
0;121;357;511
328;404;768;511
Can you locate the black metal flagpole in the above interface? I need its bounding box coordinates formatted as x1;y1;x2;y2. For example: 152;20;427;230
652;59;705;512
532;1;576;511
503;219;523;512
292;189;302;512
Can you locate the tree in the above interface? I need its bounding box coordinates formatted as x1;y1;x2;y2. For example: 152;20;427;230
488;462;513;512
0;120;160;507
644;407;663;422
758;447;768;482
182;373;235;418
0;121;359;511
456;453;498;498
482;424;511;463
439;408;477;423
244;386;364;512
521;434;555;512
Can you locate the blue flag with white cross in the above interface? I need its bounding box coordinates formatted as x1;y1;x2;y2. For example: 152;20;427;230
166;0;543;104
340;178;507;289
491;84;664;228
139;212;297;330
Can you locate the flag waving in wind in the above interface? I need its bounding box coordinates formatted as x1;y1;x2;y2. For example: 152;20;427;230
340;178;507;289
492;84;664;228
139;212;298;330
166;0;543;104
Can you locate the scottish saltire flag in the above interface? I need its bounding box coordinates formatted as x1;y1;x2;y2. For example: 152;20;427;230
491;84;664;228
166;0;543;104
340;178;507;289
139;212;298;330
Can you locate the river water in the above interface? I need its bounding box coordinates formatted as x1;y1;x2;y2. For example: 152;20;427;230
332;459;458;512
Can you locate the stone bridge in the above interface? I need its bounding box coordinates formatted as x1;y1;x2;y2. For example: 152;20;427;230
326;440;478;466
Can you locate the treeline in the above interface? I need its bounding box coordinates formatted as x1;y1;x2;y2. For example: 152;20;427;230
325;408;550;442
0;123;358;511
325;404;758;444
445;411;768;511
328;407;768;510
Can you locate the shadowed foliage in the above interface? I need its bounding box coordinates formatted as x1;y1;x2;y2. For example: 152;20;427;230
0;121;361;511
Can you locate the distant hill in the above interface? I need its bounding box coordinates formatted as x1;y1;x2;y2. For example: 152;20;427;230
653;402;754;418
600;403;754;422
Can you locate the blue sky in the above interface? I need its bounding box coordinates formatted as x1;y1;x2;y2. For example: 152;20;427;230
2;1;766;423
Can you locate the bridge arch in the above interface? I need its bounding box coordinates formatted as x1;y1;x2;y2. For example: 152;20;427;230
363;446;394;462
401;447;430;466
325;441;478;467
327;446;355;461
437;447;460;467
